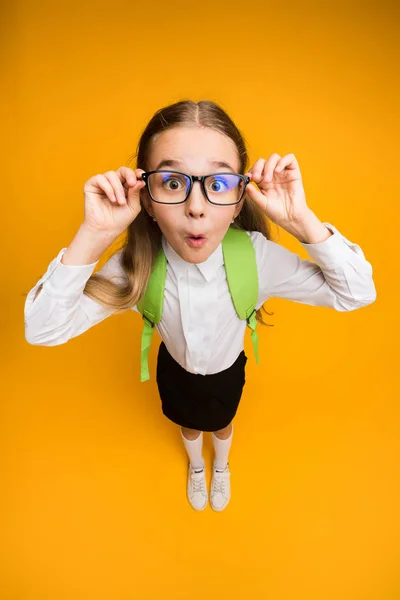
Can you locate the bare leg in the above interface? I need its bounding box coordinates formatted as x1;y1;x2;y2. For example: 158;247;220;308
212;422;233;440
181;426;202;441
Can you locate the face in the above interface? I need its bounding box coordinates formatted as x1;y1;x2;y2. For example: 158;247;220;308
140;126;246;263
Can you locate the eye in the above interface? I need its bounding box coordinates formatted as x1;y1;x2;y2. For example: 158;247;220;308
165;179;182;190
207;176;229;193
162;174;185;190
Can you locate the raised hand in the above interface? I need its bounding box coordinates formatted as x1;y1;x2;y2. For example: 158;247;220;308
244;153;310;227
83;166;146;237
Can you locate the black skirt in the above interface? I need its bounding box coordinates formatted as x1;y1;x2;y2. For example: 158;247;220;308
156;341;248;432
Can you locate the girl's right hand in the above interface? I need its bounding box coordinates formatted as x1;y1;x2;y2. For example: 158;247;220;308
82;166;146;237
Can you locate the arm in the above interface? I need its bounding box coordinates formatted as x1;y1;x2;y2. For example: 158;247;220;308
24;225;135;345
250;221;377;311
243;154;376;311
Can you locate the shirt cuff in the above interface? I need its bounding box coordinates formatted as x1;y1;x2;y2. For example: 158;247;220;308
42;248;99;298
299;222;361;269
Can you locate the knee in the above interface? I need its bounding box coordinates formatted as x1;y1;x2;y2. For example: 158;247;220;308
181;426;202;441
213;422;232;439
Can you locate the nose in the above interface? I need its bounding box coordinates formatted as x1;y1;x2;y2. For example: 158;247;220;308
184;179;208;218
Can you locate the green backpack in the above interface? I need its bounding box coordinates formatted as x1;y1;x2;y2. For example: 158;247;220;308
137;226;260;382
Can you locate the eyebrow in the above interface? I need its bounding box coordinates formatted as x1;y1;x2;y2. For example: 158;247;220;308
154;159;237;172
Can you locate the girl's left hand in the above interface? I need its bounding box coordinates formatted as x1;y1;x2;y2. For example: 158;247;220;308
244;153;310;227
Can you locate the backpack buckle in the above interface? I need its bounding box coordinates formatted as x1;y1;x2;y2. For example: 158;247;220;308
142;313;155;328
246;308;256;324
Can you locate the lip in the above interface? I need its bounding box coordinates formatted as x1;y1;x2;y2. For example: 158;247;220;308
185;231;207;238
185;232;207;248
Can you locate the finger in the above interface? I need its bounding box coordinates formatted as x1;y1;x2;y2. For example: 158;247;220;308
247;157;267;184
262;154;281;183
275;153;297;173
245;179;267;211
103;171;128;205
96;174;118;203
127;180;145;210
116;166;138;187
135;168;146;181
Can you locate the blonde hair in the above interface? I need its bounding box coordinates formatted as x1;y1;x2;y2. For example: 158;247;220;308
84;99;274;327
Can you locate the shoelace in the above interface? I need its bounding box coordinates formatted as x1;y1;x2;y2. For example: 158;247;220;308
192;478;206;493
191;470;206;493
212;472;228;496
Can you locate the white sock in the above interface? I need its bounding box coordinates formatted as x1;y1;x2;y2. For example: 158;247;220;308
212;424;233;471
180;429;205;471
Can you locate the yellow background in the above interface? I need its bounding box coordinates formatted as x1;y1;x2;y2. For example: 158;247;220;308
2;1;399;598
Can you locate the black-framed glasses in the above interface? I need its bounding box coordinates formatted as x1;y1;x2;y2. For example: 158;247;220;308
140;170;251;206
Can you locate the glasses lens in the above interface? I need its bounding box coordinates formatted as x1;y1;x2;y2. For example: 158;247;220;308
146;171;245;204
147;171;190;203
204;174;244;204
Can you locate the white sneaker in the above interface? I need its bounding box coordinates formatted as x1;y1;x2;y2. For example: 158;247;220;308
187;463;208;511
210;461;231;511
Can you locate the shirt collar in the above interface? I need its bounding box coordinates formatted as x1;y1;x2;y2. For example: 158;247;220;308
161;236;223;283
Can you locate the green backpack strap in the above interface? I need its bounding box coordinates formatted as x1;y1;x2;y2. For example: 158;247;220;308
222;227;260;365
136;247;167;382
137;227;260;382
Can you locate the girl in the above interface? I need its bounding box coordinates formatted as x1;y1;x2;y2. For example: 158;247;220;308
24;99;376;512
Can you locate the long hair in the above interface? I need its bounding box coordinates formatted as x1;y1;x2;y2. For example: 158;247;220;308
83;99;274;326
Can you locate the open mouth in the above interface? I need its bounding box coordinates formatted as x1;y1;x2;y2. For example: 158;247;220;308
186;234;207;248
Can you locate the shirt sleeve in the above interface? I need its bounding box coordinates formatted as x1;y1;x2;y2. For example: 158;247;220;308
250;222;377;311
24;247;138;346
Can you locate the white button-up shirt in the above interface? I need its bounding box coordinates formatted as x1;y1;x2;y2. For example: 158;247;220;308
24;222;377;375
